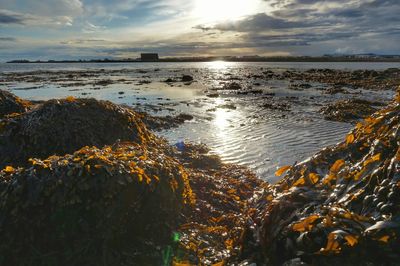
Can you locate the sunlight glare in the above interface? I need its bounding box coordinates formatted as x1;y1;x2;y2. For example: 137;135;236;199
206;60;231;70
214;99;233;132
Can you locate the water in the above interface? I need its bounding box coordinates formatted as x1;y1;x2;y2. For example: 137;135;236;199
0;61;397;182
2;61;400;73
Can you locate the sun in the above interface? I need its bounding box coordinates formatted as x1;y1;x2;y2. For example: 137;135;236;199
193;0;261;23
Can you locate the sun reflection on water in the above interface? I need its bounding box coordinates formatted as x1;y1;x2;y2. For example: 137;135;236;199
205;61;236;70
211;98;238;157
214;106;232;131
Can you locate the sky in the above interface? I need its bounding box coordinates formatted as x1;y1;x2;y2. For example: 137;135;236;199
0;0;399;61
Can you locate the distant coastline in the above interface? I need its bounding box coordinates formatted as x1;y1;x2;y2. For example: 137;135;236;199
6;55;400;63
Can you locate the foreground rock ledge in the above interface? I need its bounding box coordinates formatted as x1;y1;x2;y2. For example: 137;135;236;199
0;91;399;265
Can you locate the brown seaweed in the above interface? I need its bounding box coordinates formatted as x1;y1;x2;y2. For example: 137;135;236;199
251;88;400;265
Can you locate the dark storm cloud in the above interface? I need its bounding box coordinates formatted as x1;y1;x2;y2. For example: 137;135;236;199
0;10;25;24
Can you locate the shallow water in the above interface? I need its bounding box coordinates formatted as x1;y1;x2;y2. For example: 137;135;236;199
0;61;397;182
2;61;400;72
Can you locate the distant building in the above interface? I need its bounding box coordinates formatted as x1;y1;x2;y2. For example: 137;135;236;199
140;53;159;62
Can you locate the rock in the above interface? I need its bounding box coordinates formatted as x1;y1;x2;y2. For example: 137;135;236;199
289;68;400;91
95;79;114;86
0;143;193;265
164;78;175;83
238;89;263;95
217;103;237;110
181;75;194;82
140;113;194;131
324;86;349;95
288;83;312;91
0;97;154;168
250;89;263;94
222;82;242;90
261;100;291;111
206;93;219;98
175;113;194;122
0;89;30;118
320;98;379;123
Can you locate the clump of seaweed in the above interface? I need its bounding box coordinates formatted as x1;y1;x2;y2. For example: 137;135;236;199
140;113;194;132
170;142;269;265
320;98;381;123
0;143;193;265
0;89;30;118
252;89;400;265
0;97;156;168
299;68;400;91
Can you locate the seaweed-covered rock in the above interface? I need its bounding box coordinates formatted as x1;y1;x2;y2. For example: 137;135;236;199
320;98;380;123
0;143;193;265
222;82;242;90
0;97;155;168
181;75;194;82
0;89;30;117
295;68;400;91
252;91;400;265
140;113;194;131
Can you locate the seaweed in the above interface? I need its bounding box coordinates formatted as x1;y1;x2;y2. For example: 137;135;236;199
320;98;379;123
0;89;31;118
0;97;156;168
251;88;400;265
0;89;399;265
0;143;193;265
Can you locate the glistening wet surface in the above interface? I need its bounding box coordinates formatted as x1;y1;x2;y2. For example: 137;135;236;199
0;61;397;182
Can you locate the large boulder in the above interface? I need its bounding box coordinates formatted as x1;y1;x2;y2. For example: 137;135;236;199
0;143;193;265
0;97;155;168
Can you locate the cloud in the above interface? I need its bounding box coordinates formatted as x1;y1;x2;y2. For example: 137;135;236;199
0;0;399;59
0;9;77;26
0;9;26;24
198;0;400;53
59;39;107;45
201;13;312;32
0;0;83;17
192;25;213;31
0;36;16;41
0;0;84;27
